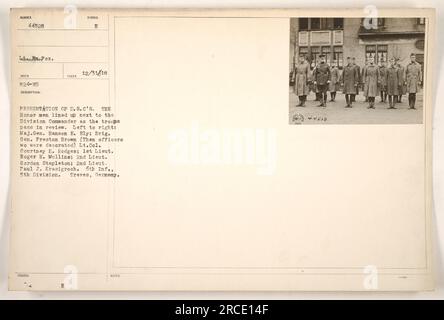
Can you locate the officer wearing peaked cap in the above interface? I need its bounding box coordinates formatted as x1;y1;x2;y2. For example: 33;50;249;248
405;53;423;109
313;54;331;107
340;57;359;108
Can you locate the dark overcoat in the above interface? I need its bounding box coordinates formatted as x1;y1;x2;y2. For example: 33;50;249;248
314;62;331;86
329;67;340;92
386;65;400;96
354;64;361;93
340;64;359;94
378;66;387;90
405;61;422;93
363;64;379;97
397;64;406;94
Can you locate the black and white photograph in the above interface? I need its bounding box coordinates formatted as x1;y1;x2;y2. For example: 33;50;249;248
289;17;426;124
1;2;443;303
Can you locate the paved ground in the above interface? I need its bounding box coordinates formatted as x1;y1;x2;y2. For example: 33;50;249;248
289;90;423;125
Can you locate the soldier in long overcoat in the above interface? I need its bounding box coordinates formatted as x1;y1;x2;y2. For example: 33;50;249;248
313;54;331;107
405;53;423;109
362;57;379;109
312;61;321;102
385;57;401;109
361;61;369;102
329;63;340;102
378;61;388;102
308;64;316;100
396;58;406;103
340;57;359;108
351;57;360;102
292;55;310;107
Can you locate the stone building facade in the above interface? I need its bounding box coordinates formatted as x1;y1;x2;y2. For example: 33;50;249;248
290;17;426;71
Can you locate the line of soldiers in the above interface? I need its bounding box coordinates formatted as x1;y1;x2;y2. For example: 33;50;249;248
291;53;423;109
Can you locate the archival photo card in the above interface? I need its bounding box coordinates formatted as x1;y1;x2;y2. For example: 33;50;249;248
8;8;435;291
289;17;427;124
